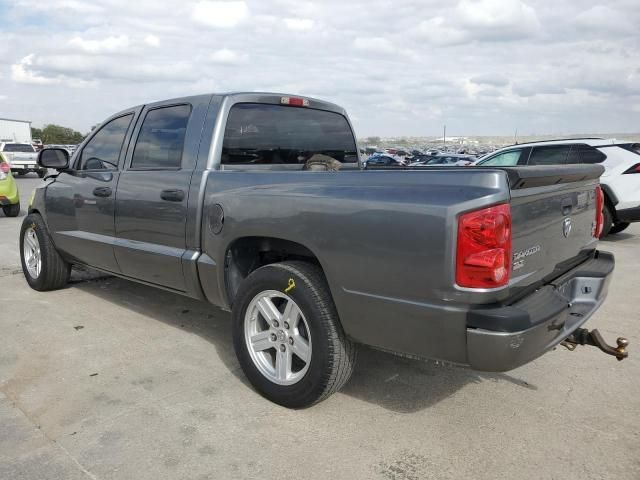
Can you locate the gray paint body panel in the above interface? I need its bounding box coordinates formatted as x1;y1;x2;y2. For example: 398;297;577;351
28;92;613;369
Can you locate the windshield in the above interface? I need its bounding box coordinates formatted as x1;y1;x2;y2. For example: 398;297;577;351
222;103;358;165
2;144;35;153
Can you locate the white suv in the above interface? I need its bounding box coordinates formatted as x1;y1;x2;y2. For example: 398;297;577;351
475;138;640;236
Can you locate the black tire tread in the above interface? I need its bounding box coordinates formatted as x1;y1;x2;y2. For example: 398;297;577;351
609;221;630;235
274;261;357;405
3;202;20;217
233;260;357;407
20;213;70;291
601;204;613;237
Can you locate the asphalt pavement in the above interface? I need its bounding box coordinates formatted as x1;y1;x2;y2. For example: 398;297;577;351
1;175;639;480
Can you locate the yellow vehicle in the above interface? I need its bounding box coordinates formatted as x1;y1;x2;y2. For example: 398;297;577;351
0;152;20;217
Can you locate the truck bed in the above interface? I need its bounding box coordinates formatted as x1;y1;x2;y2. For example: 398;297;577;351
198;164;603;365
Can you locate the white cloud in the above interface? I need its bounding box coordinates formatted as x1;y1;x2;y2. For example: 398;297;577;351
69;35;130;54
191;1;249;28
418;0;540;44
417;16;469;46
470;74;510;87
144;34;161;47
210;48;247;64
457;0;539;31
14;0;102;14
1;0;639;136
284;18;314;31
575;5;634;35
11;54;58;85
11;54;97;88
353;37;396;54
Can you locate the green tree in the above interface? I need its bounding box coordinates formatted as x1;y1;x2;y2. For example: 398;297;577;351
31;127;43;140
38;124;86;144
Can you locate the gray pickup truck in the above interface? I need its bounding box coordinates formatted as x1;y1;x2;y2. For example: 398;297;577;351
22;93;626;408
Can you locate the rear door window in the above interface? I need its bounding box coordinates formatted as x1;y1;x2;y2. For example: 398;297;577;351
480;149;522;166
130;104;191;170
222;103;358;166
528;145;571;165
78;114;133;170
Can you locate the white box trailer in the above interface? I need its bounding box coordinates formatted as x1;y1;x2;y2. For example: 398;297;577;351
0;118;32;144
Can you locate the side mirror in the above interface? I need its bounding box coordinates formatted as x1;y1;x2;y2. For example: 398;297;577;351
38;148;69;169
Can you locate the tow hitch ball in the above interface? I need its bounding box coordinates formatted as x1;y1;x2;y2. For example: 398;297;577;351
561;328;629;361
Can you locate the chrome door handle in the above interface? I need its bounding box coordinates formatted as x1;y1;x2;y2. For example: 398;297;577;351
160;189;185;202
93;187;112;197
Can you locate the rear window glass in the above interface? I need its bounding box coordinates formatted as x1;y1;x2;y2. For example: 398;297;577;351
222;103;358;165
620;143;640;155
2;144;34;152
528;146;570;165
567;144;607;164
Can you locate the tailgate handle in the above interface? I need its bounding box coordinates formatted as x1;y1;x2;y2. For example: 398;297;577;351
561;198;573;215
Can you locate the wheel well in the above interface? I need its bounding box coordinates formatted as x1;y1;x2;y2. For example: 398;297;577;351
224;237;322;306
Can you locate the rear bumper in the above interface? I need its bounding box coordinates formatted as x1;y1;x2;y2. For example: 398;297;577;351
10;164;43;172
466;250;614;371
0;182;20;205
616;206;640;223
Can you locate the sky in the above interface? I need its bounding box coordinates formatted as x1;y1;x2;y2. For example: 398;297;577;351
0;0;639;137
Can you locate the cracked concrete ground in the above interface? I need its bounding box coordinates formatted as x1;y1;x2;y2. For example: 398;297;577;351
1;176;639;480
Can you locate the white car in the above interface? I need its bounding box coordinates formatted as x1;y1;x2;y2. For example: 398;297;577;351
474;138;640;236
0;142;45;178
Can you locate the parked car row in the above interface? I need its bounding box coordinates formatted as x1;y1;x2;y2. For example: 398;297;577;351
363;152;476;168
362;138;639;237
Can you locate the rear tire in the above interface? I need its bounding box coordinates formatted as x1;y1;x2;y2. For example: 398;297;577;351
20;213;70;291
232;261;357;408
609;222;630;234
601;204;614;237
2;202;20;217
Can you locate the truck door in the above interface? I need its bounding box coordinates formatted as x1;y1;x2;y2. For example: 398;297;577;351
113;97;209;292
44;111;138;272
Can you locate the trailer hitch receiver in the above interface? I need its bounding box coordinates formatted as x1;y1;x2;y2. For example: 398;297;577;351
561;328;629;361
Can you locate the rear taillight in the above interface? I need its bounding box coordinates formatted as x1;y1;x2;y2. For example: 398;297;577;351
456;203;512;289
0;163;10;174
623;163;640;174
594;185;604;238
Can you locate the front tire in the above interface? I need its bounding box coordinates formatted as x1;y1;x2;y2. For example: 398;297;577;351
2;202;20;217
20;213;71;291
37;170;46;178
232;261;357;408
609;221;630;234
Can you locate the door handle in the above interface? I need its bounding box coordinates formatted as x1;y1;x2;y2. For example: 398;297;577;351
561;198;573;215
93;186;112;198
161;189;185;202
